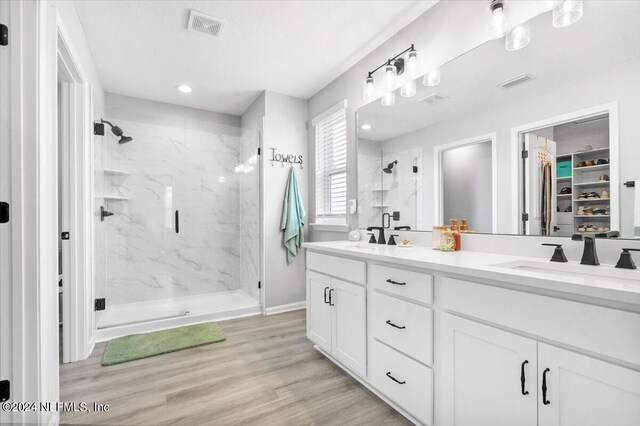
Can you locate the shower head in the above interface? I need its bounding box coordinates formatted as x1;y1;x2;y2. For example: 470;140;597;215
383;160;398;174
101;119;133;144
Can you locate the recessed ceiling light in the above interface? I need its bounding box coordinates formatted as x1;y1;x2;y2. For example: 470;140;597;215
177;84;192;93
361;124;372;130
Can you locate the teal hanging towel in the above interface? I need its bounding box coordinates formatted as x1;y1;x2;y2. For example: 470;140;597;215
280;167;306;263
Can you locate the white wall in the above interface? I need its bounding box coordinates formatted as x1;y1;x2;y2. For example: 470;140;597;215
307;0;548;241
262;92;309;309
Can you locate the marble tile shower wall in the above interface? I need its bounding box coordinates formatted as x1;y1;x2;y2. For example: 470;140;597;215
382;147;423;230
101;112;254;305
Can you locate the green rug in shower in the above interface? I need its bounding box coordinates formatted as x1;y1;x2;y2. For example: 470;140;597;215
101;322;226;366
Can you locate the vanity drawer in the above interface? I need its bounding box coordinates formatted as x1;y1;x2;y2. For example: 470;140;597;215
307;251;366;285
369;264;433;304
371;291;433;365
370;339;433;425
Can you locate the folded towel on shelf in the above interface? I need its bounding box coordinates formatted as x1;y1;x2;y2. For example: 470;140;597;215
280;167;306;263
635;180;640;238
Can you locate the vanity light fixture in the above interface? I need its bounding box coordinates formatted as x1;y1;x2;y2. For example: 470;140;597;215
552;0;583;28
381;91;396;107
361;44;418;104
505;24;531;51
423;68;441;87
177;84;192;93
489;0;510;40
400;80;417;98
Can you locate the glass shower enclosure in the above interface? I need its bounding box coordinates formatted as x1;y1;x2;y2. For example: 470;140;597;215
94;107;261;333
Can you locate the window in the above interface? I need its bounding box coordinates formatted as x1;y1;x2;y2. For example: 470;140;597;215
314;102;347;220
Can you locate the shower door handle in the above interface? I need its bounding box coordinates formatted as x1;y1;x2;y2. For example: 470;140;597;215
175;210;179;234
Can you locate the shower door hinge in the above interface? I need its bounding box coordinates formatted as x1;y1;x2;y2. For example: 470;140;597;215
258;148;261;155
412;166;418;173
522;150;529;159
0;201;9;223
94;298;106;311
258;281;261;289
0;380;9;402
0;24;8;46
522;213;529;222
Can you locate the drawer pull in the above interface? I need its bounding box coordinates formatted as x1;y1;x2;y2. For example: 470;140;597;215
385;371;406;385
386;279;406;286
542;368;551;405
385;319;406;330
520;360;529;396
323;287;330;304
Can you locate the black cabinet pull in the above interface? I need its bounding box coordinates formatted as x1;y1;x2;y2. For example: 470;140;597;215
323;287;330;304
520;360;529;395
175;210;180;234
328;288;335;306
542;368;550;405
386;320;406;330
385;372;406;385
386;279;406;286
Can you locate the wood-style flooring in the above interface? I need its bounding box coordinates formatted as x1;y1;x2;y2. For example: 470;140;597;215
60;309;410;425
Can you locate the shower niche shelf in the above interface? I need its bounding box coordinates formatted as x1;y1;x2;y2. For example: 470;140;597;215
97;168;130;176
94;195;129;201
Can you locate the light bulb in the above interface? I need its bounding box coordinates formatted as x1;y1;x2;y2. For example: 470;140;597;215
406;50;418;78
381;91;396;107
489;2;509;39
505;25;530;51
363;76;375;101
384;62;397;91
553;0;583;28
423;68;441;87
177;84;192;93
400;80;416;98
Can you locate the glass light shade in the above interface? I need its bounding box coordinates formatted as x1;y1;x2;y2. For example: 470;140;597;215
400;80;417;98
543;0;563;10
381;91;396;107
505;25;530;51
406;50;418;78
423;68;441;87
384;63;397;91
490;7;509;39
553;0;583;28
363;76;375;101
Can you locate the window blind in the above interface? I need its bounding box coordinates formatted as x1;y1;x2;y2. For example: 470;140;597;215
315;107;347;218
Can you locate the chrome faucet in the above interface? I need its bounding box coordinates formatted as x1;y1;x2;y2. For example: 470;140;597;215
572;234;599;266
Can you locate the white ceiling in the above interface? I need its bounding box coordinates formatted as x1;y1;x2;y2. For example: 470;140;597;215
73;0;438;115
359;2;640;142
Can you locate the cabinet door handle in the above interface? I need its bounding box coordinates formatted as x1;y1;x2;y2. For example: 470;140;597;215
542;368;551;405
323;287;330;304
386;279;406;286
385;372;406;385
520;360;529;395
175;210;180;234
328;288;335;306
385;320;406;330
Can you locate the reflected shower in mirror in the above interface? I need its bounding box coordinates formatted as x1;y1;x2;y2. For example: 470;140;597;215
356;1;640;238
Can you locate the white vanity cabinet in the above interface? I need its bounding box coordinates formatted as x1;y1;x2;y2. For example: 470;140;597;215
304;246;640;426
306;253;367;378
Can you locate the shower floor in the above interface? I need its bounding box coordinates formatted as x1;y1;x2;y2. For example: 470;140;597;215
95;289;261;341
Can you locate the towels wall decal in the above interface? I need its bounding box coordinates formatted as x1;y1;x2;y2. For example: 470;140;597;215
270;147;303;169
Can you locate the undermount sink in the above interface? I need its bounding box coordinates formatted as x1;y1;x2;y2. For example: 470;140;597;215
344;244;376;252
491;260;640;285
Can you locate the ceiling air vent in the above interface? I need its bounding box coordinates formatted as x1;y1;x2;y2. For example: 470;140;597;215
420;93;448;106
498;73;532;89
187;10;225;38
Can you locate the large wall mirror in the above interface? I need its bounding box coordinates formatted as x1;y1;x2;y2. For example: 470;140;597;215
357;1;640;239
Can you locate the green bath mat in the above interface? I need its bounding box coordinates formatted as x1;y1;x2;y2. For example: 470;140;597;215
102;322;226;366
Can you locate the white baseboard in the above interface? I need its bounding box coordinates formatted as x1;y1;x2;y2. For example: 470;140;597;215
265;301;306;315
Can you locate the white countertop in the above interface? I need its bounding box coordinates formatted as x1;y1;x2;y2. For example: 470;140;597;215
303;241;640;306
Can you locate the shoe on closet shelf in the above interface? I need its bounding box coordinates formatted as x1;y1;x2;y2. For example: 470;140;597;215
599;174;610;182
560;187;572;194
576;161;587;168
585;160;596;167
596;159;609;165
601;190;609;198
587;192;600;199
578;192;589;199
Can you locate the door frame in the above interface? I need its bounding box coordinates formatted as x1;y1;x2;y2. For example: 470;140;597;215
433;132;498;233
510;102;620;235
57;22;94;363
